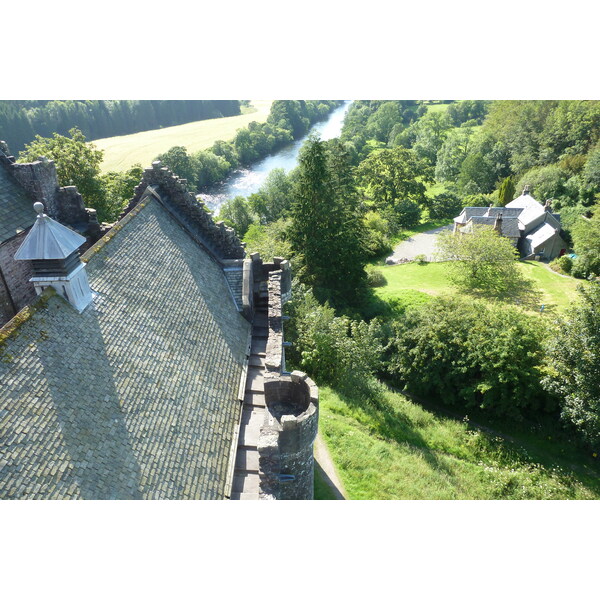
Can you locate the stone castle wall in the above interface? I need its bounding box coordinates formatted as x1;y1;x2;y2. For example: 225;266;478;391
0;232;36;324
122;161;245;261
257;267;318;500
0;142;101;239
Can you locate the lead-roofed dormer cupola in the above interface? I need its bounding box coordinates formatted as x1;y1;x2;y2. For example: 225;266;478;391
14;201;93;312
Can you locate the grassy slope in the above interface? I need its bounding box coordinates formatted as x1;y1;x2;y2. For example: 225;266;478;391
374;260;582;312
95;100;272;173
319;385;600;499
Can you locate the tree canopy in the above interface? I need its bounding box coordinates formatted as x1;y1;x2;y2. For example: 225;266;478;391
289;136;367;309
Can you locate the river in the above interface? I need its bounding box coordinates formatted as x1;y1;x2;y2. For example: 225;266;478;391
199;101;351;212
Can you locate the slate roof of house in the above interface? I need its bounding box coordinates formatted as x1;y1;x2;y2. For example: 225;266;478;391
506;193;546;228
0;163;36;244
454;207;488;224
525;221;559;249
467;216;521;238
0;196;251;499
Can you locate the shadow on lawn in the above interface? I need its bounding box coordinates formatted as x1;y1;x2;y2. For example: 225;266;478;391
461;273;551;313
339;384;458;482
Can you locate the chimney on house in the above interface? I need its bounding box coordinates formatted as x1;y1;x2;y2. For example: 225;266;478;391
14;202;93;312
544;198;553;212
523;185;530;195
494;211;503;233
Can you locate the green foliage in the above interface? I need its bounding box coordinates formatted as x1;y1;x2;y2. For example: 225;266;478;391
247;168;293;224
457;152;497;194
388;296;550;420
242;219;292;262
446;100;489;126
0;100;241;152
571;209;600;277
362;210;392;258
218;196;255;238
497;176;516;206
19;127;110;219
365;266;386;287
436;227;522;295
515;164;571;206
156;145;199;187
290;137;368;309
543;284;600;447
434;126;475;182
549;255;573;275
99;164;144;222
286;284;384;392
425;191;463;220
357;147;433;228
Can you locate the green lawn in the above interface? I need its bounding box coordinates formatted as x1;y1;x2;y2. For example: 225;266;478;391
94;100;272;173
318;385;600;500
374;260;583;313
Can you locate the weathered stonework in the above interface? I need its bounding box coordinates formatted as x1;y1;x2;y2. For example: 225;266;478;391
0;142;102;239
121;161;245;260
0;232;36;324
259;370;319;500
257;267;318;500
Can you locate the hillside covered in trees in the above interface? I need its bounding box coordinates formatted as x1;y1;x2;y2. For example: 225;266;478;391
0;100;241;153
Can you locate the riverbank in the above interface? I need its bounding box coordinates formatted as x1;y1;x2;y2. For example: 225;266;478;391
201;101;351;210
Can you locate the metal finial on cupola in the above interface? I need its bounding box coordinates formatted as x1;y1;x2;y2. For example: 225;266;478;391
14;201;93;312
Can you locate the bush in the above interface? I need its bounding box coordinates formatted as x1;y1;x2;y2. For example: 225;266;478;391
388;296;551;420
549;255;573;275
285;284;385;392
543;284;600;447
363;211;392;258
366;266;387;287
414;254;428;265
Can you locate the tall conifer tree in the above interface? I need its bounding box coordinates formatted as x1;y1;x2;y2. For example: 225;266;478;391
290;136;367;309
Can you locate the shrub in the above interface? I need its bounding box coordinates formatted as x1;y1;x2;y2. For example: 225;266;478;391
414;254;428;265
285;284;385;392
388;296;551;420
363;211;392;258
366;266;387;287
542;284;600;447
549;255;572;275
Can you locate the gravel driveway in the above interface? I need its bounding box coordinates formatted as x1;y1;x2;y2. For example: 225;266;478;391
386;224;453;264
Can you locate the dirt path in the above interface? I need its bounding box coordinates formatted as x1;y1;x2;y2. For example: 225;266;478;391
314;433;347;500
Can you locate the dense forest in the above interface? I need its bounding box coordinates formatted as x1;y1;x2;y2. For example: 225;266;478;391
0;100;241;152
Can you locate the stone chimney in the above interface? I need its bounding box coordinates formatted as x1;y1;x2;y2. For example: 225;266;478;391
523;185;530;195
494;211;503;233
14;202;93;312
544;198;553;212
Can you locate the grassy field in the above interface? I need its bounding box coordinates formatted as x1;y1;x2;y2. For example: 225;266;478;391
318;385;600;500
95;100;272;173
374;260;583;313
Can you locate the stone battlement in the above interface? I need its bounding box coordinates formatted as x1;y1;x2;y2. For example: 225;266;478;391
257;266;318;500
0;142;101;239
121;161;245;261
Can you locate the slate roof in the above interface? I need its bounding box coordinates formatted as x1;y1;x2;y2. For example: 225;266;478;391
0;196;251;499
506;193;546;228
466;216;521;238
0;163;36;244
525;221;558;249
